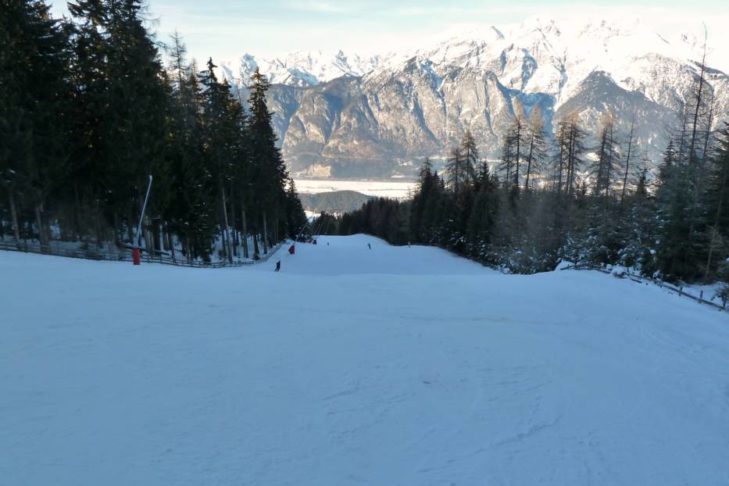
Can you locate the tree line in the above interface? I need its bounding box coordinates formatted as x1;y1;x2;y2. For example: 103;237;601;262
0;0;306;262
325;63;729;287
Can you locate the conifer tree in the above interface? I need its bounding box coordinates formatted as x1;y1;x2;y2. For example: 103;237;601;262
0;0;71;247
593;114;620;198
703;124;729;278
446;131;477;197
104;0;168;244
164;38;216;260
248;68;289;255
523;107;547;191
67;0;111;242
620;118;637;205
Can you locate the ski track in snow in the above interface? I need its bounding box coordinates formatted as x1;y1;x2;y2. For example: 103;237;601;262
1;234;729;485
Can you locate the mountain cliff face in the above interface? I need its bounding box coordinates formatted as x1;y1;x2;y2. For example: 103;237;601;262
223;18;729;178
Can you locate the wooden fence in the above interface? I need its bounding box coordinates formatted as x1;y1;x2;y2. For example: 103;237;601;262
562;263;728;313
0;239;284;269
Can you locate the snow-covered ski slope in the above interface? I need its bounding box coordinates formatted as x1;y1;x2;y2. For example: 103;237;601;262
2;235;728;485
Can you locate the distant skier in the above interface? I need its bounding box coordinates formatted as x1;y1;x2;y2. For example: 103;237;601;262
367;243;372;250
275;260;281;272
288;244;296;255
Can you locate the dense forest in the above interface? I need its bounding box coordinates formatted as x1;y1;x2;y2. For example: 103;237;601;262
323;65;729;288
0;0;306;262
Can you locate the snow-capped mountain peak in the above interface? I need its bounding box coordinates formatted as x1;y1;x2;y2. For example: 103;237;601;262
224;50;383;88
219;16;729;179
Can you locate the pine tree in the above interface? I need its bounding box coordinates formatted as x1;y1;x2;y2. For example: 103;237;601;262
410;158;434;243
503;113;525;189
618;168;657;273
284;177;307;240
0;0;71;247
620;118;637;205
592;113;620;198
564;116;586;196
465;160;498;261
66;0;112;242
247;68;289;255
655;139;700;280
703;123;729;278
445;130;477;197
523;107;547;191
102;0;167;245
164;38;216;261
200;58;236;261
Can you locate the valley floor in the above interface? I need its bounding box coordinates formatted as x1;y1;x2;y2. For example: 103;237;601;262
1;235;728;485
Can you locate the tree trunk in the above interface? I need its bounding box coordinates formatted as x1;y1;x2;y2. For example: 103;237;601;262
525;134;534;191
688;50;707;168
167;224;176;261
262;211;269;254
252;226;260;259
241;203;249;259
229;194;238;257
556;142;564;194
705;157;728;279
144;225;153;260
220;185;232;263
8;189;21;245
34;203;47;252
229;183;238;257
621;120;635;206
73;183;82;241
128;208;136;245
567;128;576;195
515;123;521;187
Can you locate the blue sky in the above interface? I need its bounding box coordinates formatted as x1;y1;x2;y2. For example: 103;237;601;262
49;1;728;63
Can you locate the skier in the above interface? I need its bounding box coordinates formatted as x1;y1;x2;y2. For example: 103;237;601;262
367;243;372;250
275;260;281;272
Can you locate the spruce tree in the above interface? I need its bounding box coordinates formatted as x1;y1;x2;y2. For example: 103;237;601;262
0;0;71;247
523;107;547;191
703;124;729;278
104;0;168;245
247;68;289;255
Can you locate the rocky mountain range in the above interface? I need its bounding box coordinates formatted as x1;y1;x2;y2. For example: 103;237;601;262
220;17;729;179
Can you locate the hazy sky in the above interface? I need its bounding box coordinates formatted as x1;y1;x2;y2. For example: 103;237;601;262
49;1;729;64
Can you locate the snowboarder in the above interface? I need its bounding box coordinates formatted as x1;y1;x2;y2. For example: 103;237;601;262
368;243;372;250
275;260;281;272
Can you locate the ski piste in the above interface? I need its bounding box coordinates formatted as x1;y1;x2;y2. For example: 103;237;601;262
3;235;729;485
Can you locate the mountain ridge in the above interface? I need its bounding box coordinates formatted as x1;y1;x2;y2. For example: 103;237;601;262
219;16;729;179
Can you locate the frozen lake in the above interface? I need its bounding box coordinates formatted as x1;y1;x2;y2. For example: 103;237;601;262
294;178;418;199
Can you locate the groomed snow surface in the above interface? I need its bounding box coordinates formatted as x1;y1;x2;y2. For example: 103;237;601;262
2;235;729;485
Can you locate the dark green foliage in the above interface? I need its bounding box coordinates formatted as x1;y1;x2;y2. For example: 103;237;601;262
329;103;725;284
0;1;305;261
703;124;729;279
1;0;71;245
336;198;410;245
284;178;308;239
655;135;709;281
